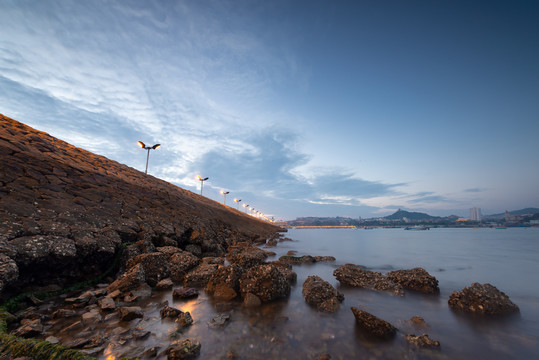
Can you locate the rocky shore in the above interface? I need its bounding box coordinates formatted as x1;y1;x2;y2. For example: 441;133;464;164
0;115;522;359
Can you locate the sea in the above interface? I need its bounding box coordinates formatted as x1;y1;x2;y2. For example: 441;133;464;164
95;227;539;359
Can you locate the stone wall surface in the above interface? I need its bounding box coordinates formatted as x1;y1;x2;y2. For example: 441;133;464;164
0;114;281;298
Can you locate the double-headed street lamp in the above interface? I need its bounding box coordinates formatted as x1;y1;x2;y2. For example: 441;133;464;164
137;141;160;174
234;198;242;210
220;190;230;205
196;175;209;196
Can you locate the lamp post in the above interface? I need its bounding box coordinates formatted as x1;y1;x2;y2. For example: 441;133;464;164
234;198;242;210
220;190;230;205
137;141;160;174
243;204;249;213
196;175;209;196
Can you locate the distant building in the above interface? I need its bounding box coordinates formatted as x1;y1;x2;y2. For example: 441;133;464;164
470;207;481;221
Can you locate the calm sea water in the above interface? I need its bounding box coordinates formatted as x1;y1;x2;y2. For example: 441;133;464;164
89;227;539;359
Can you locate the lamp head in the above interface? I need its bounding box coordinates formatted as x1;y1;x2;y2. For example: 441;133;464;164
152;144;161;149
137;141;145;148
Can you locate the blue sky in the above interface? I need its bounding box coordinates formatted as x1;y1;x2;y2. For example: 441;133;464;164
1;0;538;220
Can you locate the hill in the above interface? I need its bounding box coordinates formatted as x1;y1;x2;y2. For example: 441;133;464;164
384;209;440;221
0;114;281;298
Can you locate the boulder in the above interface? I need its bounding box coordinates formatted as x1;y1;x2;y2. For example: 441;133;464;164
302;275;344;313
107;263;146;293
160;305;183;318
239;264;290;303
350;307;397;339
269;261;297;285
126;252;170;287
98;296;116;310
184;263;219;288
11;318;43;338
206;264;244;300
155;278;174;290
386;268;439;294
167;339;201;360
333;264;403;296
118;306;143;322
405;334;441;349
229;246;268;269
448;283;519;315
0;254;19;293
169;251;200;283
10;235;77;266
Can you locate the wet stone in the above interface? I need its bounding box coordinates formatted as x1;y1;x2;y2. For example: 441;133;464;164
405;334;441;349
350;307;397;339
208;313;231;329
167;338;201;360
448;282;520;315
118;306;144;322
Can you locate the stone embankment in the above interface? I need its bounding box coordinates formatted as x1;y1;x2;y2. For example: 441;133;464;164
0;114;282;299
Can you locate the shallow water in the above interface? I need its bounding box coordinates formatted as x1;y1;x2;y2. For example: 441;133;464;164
39;227;539;359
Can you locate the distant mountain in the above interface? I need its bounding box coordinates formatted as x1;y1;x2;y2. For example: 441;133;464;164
483;208;539;220
384;209;440;221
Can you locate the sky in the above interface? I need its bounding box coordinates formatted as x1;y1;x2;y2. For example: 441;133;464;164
1;0;538;220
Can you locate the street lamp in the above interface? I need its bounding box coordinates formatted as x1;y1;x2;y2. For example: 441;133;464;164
220;190;230;205
234;198;242;210
243;204;249;213
137;141;160;174
196;175;209;196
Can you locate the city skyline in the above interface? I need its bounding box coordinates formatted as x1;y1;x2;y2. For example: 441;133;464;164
1;1;538;220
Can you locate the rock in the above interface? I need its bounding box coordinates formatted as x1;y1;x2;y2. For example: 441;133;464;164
206;264;244;300
448;282;520;315
118;306;143;321
408;316;429;330
107;263;146;293
0;254;19;293
156;246;183;258
405;334;441;349
208;313;230;328
81;309;102;323
173;287;199;299
160;305;183;319
98;296;116;310
239;264;290;303
126;252;170;287
269;261;297;285
302;275;344;313
169;251;200;283
167;338;201;359
278;255;316;265
184;263;219;288
156;278;174;290
229;246;268;269
65;290;96;304
350;307;397;339
176;311;193;327
124;283;152;302
386;268;439;294
313;256;336;262
52;308;78;318
45;335;59;344
243;293;262;307
12;318;43;338
334;264;403;296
